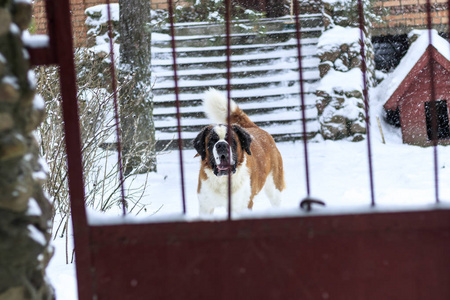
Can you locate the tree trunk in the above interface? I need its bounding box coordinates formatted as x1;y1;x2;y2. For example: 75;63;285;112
119;0;156;174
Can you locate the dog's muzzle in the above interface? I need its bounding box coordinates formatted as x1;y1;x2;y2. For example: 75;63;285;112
214;141;234;176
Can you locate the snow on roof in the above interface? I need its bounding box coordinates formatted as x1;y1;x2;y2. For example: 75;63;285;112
376;29;450;105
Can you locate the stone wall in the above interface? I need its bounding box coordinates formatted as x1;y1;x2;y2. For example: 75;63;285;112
0;1;53;299
315;0;376;141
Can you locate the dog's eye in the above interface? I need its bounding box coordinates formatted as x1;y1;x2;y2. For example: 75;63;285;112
207;137;217;147
224;134;237;147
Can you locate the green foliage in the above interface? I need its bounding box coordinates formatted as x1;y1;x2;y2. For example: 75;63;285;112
326;0;384;28
174;0;265;23
28;17;36;34
150;0;266;34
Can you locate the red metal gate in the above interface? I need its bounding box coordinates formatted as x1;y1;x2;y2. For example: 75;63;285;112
28;0;450;299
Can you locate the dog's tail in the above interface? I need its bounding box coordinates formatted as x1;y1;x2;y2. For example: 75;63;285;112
203;88;255;128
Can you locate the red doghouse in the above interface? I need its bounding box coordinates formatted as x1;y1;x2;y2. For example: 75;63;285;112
382;30;450;146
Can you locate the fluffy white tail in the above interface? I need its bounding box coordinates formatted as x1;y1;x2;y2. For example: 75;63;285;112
203;88;237;124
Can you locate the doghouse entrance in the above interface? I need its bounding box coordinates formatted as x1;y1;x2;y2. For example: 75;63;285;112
425;100;450;140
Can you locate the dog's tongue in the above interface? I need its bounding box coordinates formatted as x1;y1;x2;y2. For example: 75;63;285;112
218;157;229;171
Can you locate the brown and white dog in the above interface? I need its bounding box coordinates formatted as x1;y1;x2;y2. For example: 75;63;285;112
193;88;285;214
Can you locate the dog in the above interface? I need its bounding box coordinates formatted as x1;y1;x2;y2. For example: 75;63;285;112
193;88;285;214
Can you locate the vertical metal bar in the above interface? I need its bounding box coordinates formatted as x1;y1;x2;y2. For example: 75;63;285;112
167;0;187;214
224;0;233;220
448;0;450;48
292;0;311;197
357;0;376;206
425;0;440;204
48;0;94;298
105;0;127;216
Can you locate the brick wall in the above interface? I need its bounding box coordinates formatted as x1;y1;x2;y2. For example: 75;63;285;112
373;0;449;35
32;0;449;47
32;0;189;47
32;0;47;35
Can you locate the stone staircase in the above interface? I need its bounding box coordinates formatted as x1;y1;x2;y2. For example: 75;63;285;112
151;14;324;150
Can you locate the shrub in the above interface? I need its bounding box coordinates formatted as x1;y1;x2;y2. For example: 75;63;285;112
35;49;155;239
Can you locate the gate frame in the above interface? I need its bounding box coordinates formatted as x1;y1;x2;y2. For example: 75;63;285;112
28;0;450;299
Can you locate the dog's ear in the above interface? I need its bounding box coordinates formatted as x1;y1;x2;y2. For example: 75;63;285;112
193;126;211;160
232;125;252;155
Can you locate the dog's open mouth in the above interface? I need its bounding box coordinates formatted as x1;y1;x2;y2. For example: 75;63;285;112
216;156;234;176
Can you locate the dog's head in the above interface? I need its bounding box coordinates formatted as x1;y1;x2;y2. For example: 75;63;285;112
193;124;252;176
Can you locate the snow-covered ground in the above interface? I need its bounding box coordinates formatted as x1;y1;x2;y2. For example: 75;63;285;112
44;16;450;298
47;90;450;298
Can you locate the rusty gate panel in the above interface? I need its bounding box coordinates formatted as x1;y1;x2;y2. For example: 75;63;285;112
88;210;450;300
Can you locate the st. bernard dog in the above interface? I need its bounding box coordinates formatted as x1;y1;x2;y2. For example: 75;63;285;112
193;88;285;214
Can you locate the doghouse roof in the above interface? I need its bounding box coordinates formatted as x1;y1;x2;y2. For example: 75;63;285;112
379;30;450;111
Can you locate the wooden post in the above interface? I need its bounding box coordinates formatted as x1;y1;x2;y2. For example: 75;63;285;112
377;116;386;144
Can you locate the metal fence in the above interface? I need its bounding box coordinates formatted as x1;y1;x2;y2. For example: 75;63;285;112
28;0;450;298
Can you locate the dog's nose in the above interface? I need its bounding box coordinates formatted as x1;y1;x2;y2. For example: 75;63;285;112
216;141;229;154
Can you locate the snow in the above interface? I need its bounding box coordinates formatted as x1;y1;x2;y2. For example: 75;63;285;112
85;4;119;26
153;71;305;89
48;115;450;297
154;85;314;102
153;63;319;78
48;219;77;300
10;23;20;35
152;37;318;53
33;94;45;110
2;75;19;89
153;28;323;42
88;43;120;62
153;48;317;65
316;68;363;95
317;26;361;55
28;70;36;89
26;198;42;216
87;208;188;225
28;224;46;246
32;169;47;182
376;29;449;103
38;157;50;174
45;21;450;298
22;31;50;48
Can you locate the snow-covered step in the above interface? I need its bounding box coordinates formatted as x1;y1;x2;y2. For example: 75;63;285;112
153;95;317;116
151;15;323;149
153;85;319;107
152;83;319;99
155;108;318;129
165;14;323;37
152;58;319;75
152;27;323;48
153;47;317;65
152;70;316;89
155;121;320;143
152;61;317;77
152;37;319;55
152;43;318;61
